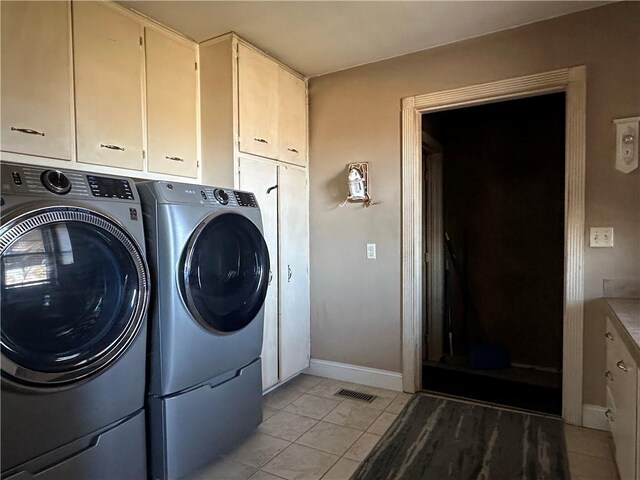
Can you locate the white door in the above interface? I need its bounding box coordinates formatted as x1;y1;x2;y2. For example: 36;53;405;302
73;2;144;170
1;1;73;160
278;166;310;381
145;28;198;178
239;158;280;390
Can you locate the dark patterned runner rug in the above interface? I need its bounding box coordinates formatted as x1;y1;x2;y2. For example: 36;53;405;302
353;394;569;480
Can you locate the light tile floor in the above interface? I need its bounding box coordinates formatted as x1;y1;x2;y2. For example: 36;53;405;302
186;374;619;480
185;374;410;480
564;424;619;480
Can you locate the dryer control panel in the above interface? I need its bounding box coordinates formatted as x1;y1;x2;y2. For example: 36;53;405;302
149;181;259;208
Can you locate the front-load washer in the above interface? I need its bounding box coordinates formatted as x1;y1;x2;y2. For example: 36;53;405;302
137;181;270;480
0;162;149;479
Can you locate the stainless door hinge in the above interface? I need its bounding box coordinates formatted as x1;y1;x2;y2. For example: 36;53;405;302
197;161;200;168
195;62;198;71
139;37;143;47
142;150;146;159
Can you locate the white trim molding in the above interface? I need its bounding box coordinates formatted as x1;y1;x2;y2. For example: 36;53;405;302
401;67;587;425
305;359;403;392
582;404;610;432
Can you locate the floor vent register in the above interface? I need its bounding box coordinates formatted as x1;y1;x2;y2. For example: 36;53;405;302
334;389;377;403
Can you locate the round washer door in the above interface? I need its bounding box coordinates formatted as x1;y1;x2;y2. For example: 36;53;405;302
0;206;149;387
182;212;270;333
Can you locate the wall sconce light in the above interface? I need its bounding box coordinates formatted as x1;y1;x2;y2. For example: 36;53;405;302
338;162;378;207
613;116;639;173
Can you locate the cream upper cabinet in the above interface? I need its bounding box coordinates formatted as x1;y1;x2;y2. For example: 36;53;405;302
200;35;308;187
238;44;279;160
73;1;144;170
145;28;198;178
278;68;307;166
1;1;73;161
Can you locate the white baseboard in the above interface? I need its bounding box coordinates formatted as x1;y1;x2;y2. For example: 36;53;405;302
305;358;403;392
582;403;610;431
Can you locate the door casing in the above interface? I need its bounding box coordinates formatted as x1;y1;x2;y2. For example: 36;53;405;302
401;66;586;425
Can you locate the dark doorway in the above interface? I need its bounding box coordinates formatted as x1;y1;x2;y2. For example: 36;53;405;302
422;93;565;415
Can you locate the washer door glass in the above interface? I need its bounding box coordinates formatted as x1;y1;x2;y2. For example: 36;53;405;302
0;208;148;386
183;213;270;333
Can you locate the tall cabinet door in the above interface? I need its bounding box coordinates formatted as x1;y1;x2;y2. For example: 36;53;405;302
238;44;279;159
1;1;73;160
279;166;310;381
145;28;198;178
278;68;307;166
73;2;144;170
239;158;280;390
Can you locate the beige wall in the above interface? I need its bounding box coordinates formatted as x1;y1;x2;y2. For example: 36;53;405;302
308;2;640;405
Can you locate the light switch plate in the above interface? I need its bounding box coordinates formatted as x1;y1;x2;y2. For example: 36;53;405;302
590;227;614;248
367;243;376;259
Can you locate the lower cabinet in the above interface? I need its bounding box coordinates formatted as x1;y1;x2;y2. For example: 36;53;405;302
605;316;639;480
238;157;310;391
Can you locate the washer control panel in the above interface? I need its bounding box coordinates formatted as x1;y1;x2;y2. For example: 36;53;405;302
87;175;135;200
0;163;138;203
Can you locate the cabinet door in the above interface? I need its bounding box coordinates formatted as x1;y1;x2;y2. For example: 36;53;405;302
238;44;278;159
73;2;143;170
145;28;198;178
278;68;307;166
279;166;310;381
1;1;73;160
239;158;279;391
606;318;638;480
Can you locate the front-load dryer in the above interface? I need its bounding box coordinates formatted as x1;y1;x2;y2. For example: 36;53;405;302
137;181;269;480
0;162;149;479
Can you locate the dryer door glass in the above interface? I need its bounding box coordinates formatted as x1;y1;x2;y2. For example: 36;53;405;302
183;213;270;333
0;207;148;386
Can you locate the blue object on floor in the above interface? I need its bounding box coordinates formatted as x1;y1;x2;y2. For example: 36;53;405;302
469;343;510;370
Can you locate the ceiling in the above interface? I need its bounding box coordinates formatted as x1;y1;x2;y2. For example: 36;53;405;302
119;1;609;78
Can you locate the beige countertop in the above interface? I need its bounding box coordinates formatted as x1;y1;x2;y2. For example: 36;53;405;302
605;297;640;352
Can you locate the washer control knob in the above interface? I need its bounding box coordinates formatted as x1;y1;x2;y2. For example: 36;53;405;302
214;189;229;205
41;170;71;195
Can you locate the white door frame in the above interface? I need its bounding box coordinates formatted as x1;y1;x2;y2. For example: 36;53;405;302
401;67;586;425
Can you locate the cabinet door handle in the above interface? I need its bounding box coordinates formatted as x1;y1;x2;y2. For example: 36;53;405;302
605;409;614;422
268;270;273;285
100;144;125;151
11;127;45;136
605;371;614;381
254;138;268;144
266;185;278;194
605;332;614;340
616;360;628;372
166;156;184;162
287;265;292;282
287;148;299;154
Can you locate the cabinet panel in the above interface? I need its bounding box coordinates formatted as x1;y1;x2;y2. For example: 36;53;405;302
278;68;307;166
238;44;278;159
145;28;198;178
1;1;72;160
279;166;310;381
239;158;279;391
73;2;143;170
606;317;638;480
